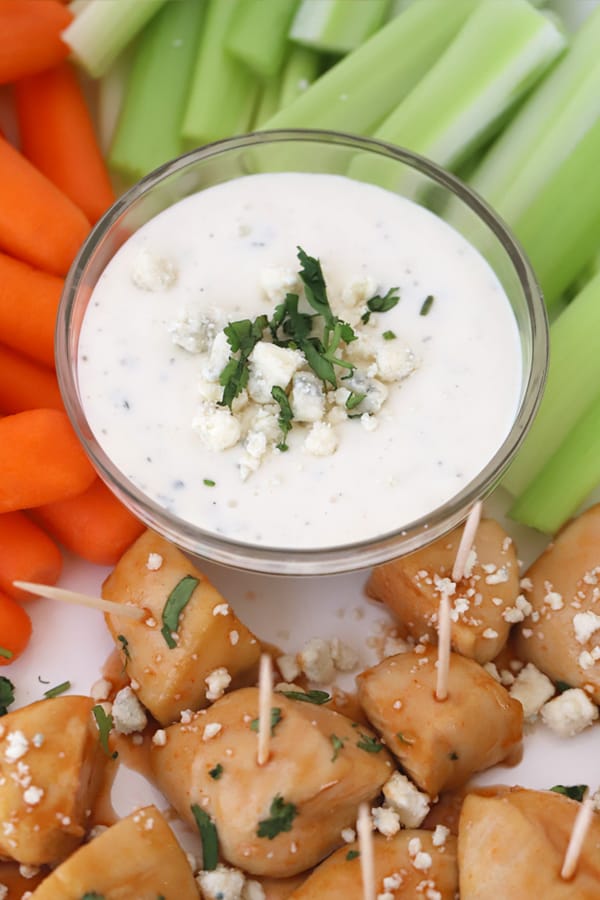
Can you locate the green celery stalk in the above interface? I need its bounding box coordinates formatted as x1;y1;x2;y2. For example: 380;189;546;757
365;0;565;190
290;0;391;54
278;44;321;109
504;271;600;496
509;394;600;533
62;0;167;78
252;77;281;129
97;47;135;155
456;5;600;226
511;114;600;310
109;0;206;182
261;0;479;136
182;0;259;147
226;0;300;79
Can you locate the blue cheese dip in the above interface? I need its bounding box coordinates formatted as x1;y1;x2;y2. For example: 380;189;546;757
78;173;521;550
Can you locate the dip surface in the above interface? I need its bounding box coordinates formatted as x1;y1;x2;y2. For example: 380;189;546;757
78;172;521;550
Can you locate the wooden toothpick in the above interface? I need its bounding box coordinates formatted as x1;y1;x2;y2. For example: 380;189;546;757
435;590;451;702
357;803;375;900
257;653;272;766
13;581;145;621
452;500;483;583
561;789;595;881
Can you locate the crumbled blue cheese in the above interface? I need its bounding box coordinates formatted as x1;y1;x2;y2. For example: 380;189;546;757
112;686;148;735
371;805;401;837
202;331;233;383
303;421;338;457
290;371;326;423
131;247;177;291
341;275;377;310
374;342;417;382
197;864;245;900
573;611;600;645
509;663;555;720
192;403;241;451
277;654;300;683
4;731;29;762
205;667;231;702
382;772;430;828
168;311;221;354
329;638;359;672
540;688;599;737
260;267;300;304
299;638;335;684
248;343;304;404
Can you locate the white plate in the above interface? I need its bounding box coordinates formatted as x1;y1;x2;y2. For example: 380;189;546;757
7;486;599;862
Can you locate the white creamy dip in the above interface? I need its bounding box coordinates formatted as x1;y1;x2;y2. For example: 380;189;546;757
78;173;521;550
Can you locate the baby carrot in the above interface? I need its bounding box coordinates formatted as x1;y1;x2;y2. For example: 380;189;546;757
0;133;90;276
16;62;115;224
0;590;32;665
0;408;96;513
0;512;62;602
32;478;145;566
0;0;72;84
0;252;62;368
0;344;63;415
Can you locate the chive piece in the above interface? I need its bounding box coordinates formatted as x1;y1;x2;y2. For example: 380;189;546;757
92;705;118;759
280;689;331;705
81;893;106;900
0;647;12;659
250;708;282;736
396;731;415;745
209;763;223;780
191;804;219;870
0;676;15;717
383;330;396;340
271;386;294;451
361;286;400;324
346;849;360;861
555;680;572;694
550;785;587;802
345;391;366;411
118;634;131;660
356;732;383;753
44;681;71;699
330;734;344;762
161;575;199;649
203;479;216;487
419;295;435;316
257;794;298;840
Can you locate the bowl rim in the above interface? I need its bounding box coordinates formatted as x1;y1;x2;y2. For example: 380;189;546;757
56;128;549;576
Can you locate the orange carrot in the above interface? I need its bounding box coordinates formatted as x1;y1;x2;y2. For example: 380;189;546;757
0;590;32;664
0;0;72;84
0;252;63;368
0;512;62;602
0;408;96;513
0;133;90;276
0;343;63;415
32;478;145;566
16;62;116;224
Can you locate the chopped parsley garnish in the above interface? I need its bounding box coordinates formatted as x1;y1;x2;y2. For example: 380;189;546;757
555;680;571;694
44;680;71;699
257;794;298;839
361;286;400;324
0;676;15;716
346;849;360;861
203;478;216;487
161;575;199;649
271;386;293;451
209;763;223;780
118;634;130;661
356;732;383;753
0;647;12;659
396;732;415;745
92;704;117;759
219;315;269;408
419;294;435;316
279;689;331;705
551;784;587;802
250;707;282;736
383;330;396;340
191;804;219;870
330;734;344;762
345;391;366;411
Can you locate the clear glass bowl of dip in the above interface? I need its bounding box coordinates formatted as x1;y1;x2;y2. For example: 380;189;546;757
57;130;548;576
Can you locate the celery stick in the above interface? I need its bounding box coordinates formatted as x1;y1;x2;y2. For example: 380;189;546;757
509;394;600;533
98;47;135;155
109;0;205;182
354;0;565;192
279;44;321;109
457;5;600;225
62;0;167;78
261;0;478;136
503;270;600;496
290;0;390;54
226;0;300;79
252;77;282;130
182;0;259;147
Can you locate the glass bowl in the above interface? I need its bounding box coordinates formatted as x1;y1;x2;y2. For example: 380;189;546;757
56;130;548;576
